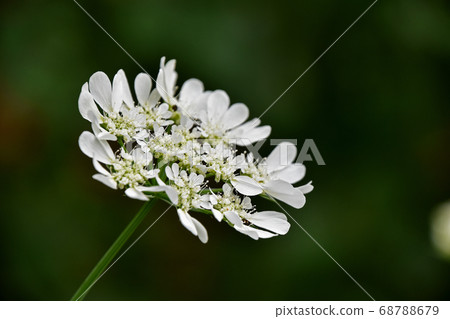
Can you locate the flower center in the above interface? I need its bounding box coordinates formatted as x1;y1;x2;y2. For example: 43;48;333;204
170;174;203;212
102;112;139;141
110;157;148;189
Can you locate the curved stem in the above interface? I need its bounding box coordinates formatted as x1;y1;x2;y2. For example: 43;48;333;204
70;198;158;301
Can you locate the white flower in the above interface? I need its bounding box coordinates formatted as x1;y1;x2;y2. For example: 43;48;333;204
197;90;271;146
231;142;313;208
177;79;208;118
79;70;146;142
134;73;173;128
164;163;206;210
205;184;290;239
156;57;178;106
78;57;314;244
201;142;245;182
78;131;165;201
224;210;290;240
161;163;209;242
145;123;195;163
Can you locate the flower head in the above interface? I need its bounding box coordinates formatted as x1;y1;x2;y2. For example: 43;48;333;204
78;57;313;243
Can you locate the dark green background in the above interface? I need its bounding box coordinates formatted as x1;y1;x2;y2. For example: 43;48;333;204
1;0;449;300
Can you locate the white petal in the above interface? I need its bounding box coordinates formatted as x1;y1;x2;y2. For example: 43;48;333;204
92;159;110;176
250;227;278;239
177;209;197;236
190;91;210;118
211;208;223;222
224;211;243;226
78;89;101;122
89;72;112;113
138;185;179;205
164;59;177;94
231;176;263;196
78;131;114;164
235;126;271;146
78;131;96;158
247;211;290;235
96;131;117;141
207;90;229;124
225;118;271;145
179;79;204;105
93;174;117;189
266;142;297;172
172;163;179;177
134;73;152;105
125;188;149;201
156;57;177;105
264;180;305;209
235;226;259;240
164;187;179;205
148;89;161;107
165;166;174;180
270;164;306;184
91;121;116;141
222;103;249;130
192;217;208;243
156;69;167;101
222;183;232;195
297;181;314;194
112;69;134;111
241;197;252;209
180;115;193;129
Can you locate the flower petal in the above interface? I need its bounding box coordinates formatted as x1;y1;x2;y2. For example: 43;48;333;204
266;142;297;172
191;217;208;243
250;227;278;239
231;176;263;196
224;211;243;226
78;89;101;122
78;131;114;164
177;209;197;236
125;188;148;201
138;185;179;205
156;57;177;105
172;163;179;177
270;164;306;184
211;208;223;222
264;180;305;209
225;118;271;145
92;159;110;176
89;71;112;113
165;166;174;180
247;211;290;235
125;188;149;201
297;181;314;194
222;103;249;130
179;78;204;112
134;73;152;105
93;174;117;189
207;90;229;124
112;69;134;112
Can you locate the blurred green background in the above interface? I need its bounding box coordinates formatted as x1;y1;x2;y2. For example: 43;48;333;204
1;0;449;300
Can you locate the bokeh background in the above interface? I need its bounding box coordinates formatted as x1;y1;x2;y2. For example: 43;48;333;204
1;0;449;300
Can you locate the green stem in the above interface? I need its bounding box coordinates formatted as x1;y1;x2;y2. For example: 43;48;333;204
70;198;158;301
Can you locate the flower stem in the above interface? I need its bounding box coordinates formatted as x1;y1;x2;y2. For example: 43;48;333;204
70;198;158;301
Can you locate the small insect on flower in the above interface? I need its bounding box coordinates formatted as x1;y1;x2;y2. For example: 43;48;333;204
78;57;313;243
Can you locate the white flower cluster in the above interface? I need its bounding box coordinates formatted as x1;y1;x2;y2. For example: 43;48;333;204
78;57;313;243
